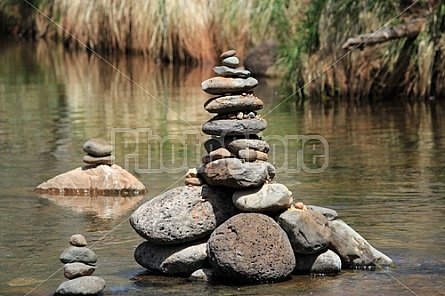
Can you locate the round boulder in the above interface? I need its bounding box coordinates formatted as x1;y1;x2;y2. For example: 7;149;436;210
207;213;295;283
134;240;209;276
130;185;238;245
277;209;331;255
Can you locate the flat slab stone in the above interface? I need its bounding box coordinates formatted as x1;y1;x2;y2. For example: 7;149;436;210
232;183;293;212
201;77;258;95
199;158;275;188
83;154;115;165
277;209;331;255
55;276;105;295
204;94;263;113
82;138;113;156
213;66;251;78
134;240;209;276
130;185;238;245
207;213;295;283
202;119;267;136
34;164;146;196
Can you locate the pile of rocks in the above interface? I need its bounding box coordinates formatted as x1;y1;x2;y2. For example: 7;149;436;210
82;138;115;166
55;234;106;295
35;138;146;196
130;50;393;284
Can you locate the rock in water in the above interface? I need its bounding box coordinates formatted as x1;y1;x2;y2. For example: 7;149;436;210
134;240;209;276
198;158;275;188
201;77;258;95
294;249;342;275
232;183;293;212
130;185;238;244
55;276;105;295
328;219;394;267
277;209;331;254
207;213;295;283
82;138;113;156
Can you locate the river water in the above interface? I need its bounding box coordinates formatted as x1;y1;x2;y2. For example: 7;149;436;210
0;40;444;296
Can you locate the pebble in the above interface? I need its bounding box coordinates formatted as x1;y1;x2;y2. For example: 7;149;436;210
64;262;96;279
69;234;88;247
220;49;236;59
256;151;268;161
222;56;240;68
185;168;198;178
60;246;97;265
185;177;203;187
238;148;257;162
213;66;250;78
82;138;113;156
83;154;115;165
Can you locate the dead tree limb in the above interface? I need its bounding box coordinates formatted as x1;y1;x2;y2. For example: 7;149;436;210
341;18;425;50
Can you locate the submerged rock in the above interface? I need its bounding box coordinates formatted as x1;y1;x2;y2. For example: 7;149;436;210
55;276;105;295
207;213;295;283
294;249;342;275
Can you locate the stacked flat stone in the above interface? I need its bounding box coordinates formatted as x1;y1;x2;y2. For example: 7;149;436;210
82;138;115;166
55;234;106;295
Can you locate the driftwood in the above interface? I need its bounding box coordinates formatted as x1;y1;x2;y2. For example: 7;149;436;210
341;18;425;50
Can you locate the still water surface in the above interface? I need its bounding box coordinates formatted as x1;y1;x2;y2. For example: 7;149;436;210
1;40;444;295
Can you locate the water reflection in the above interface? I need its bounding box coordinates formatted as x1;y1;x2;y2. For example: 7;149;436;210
0;39;444;295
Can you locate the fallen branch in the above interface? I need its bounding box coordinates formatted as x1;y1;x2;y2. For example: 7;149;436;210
341;18;425;50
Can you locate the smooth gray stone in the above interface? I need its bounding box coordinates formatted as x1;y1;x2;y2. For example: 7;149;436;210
55;276;105;295
227;138;269;154
199;158;275;189
328;219;393;267
232;183;293;212
213;66;251;78
69;234;87;247
201;77;258;95
83;154;115;165
64;262;96;279
202;119;267;136
307;205;338;221
207;213;295;283
277;209;331;255
220;49;236;59
294;249;342;275
134;240;209;276
222;56;240;68
204;94;263;113
130;185;238;244
60;246;97;265
82;138;113;156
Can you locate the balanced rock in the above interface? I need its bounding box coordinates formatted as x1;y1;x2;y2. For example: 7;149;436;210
60;246;97;265
204;94;263;113
207;213;295;283
328;219;394;267
55;276;105;296
222;56;240;68
82;138;113;156
213;66;251;78
308;205;338;221
63;263;96;279
277;208;331;254
220;49;236;59
130;185;238;245
134;240;209;276
294;249;342;275
202;118;267;136
69;234;87;247
83;154;115;165
232;183;293;212
201;77;258;95
227;138;269;154
198;158;275;188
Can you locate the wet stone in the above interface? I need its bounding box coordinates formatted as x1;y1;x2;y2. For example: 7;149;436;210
69;234;87;247
201;77;258;95
222;56;240;68
202;118;267;136
83;154;115;165
82;138;113;157
213;66;251;78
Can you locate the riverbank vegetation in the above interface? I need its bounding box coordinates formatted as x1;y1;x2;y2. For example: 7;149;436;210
1;0;444;100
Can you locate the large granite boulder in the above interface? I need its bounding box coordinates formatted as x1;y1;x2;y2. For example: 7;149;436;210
277;208;331;254
328;219;394;267
35;164;146;196
207;213;295;283
134;240;209;276
198;158;275;188
130;185;238;245
232;183;293;212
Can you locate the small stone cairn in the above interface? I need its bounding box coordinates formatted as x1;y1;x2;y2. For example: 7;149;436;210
82;138;115;166
55;234;106;295
130;50;393;284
